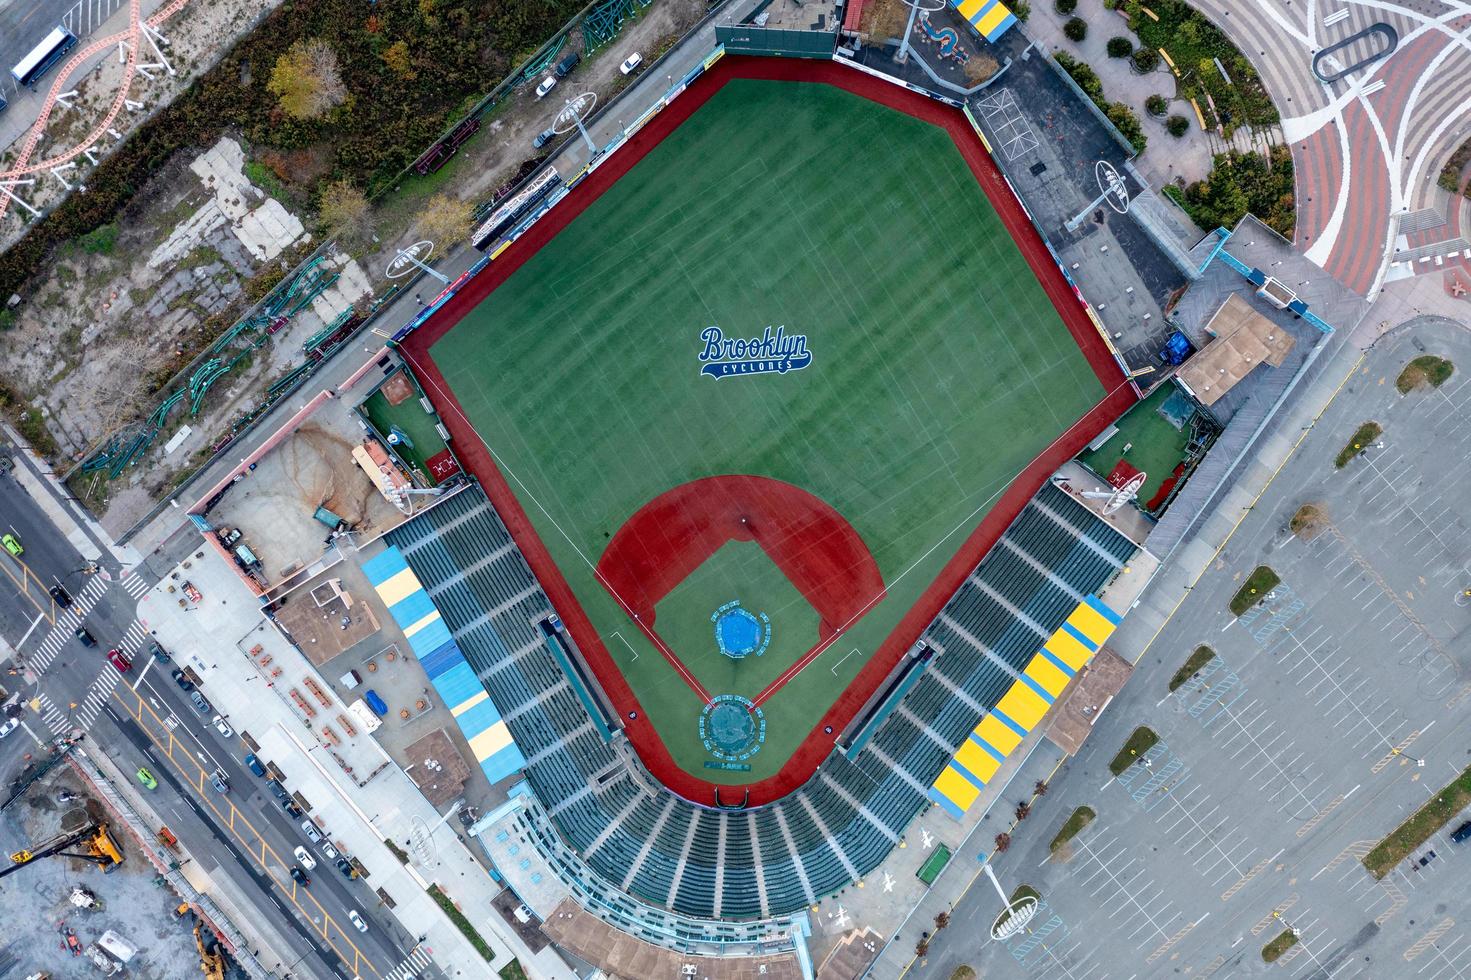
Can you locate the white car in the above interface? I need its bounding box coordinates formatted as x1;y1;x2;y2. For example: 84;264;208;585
212;715;233;738
0;717;18;738
348;910;368;933
320;841;339;860
293;846;317;870
619;52;643;76
535;75;557;99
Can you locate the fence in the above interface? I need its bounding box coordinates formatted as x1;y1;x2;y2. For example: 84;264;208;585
714;25;839;57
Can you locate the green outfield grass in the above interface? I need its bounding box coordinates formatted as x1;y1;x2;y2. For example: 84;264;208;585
431;78;1105;782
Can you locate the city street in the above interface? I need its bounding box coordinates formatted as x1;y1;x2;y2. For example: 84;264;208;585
0;463;429;980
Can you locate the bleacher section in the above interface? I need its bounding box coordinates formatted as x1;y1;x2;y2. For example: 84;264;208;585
929;596;1120;817
385;480;1135;921
361;546;526;783
950;0;1018;43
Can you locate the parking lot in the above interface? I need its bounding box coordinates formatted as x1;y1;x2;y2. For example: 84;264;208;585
916;318;1471;979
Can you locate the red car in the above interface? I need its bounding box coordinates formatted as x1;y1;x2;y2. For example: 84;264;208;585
106;648;132;673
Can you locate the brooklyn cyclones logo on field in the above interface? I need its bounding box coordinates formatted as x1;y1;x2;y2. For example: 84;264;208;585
698;325;813;379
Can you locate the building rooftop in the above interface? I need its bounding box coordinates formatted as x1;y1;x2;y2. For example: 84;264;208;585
1177;294;1297;406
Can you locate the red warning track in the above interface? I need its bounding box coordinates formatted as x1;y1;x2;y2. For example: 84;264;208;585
400;54;1136;807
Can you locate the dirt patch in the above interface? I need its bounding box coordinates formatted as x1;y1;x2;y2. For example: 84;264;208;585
860;0;910;42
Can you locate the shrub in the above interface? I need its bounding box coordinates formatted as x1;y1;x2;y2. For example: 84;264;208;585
80;223;119;255
1145;94;1168;116
1011;0;1031;20
1063;16;1088;40
1167;114;1190;137
268;39;348;120
1107;36;1133;57
1132;46;1160;71
1055;0;1077;11
1175;146;1296;237
1106;102;1147;153
427;885;494;962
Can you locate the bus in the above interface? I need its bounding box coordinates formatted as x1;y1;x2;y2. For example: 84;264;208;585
11;26;77;89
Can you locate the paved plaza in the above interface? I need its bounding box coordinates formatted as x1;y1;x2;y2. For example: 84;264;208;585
1192;0;1471;298
916;317;1471;979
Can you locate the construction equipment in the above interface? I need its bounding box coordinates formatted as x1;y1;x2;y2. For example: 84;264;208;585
2;822;123;881
69;885;104;910
194;923;226;980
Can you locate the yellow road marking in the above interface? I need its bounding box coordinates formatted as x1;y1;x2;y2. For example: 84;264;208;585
0;552;55;625
110;684;381;977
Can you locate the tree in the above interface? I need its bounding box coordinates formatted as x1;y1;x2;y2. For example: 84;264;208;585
1033;779;1049;797
1132;46;1160;72
1167;114;1191;138
318;180;370;241
1011;0;1031;20
1055;0;1076;11
268;39;347;121
1015;802;1032;821
417;193;475;246
382;40;415;79
1106;36;1133;57
934;911;951;930
994;832;1012;853
1063;17;1088;42
1145;94;1168;116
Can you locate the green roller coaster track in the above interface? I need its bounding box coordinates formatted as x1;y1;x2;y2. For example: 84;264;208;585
583;0;653;52
80;255;346;480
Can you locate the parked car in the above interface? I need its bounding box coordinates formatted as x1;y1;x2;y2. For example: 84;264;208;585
619;52;644;75
74;627;97;648
293;846;317;870
244;754;267;778
363;690;388;716
320;840;338;860
533;128;556;149
334;857;356;879
1451;821;1471;844
2;533;23;556
534;75;557;99
106;648;132;673
348;910;368;933
300;820;323;843
554;50;580;77
212;715;233;738
136;768;157;790
171;668;195;691
49;585;73;608
148;640;170;662
281;799;303;818
210;770;229;794
289;866;310;887
0;718;19;739
189;691;212;714
269;780;289;801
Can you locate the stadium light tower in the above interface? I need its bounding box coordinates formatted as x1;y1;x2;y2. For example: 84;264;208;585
555;91;601;155
983;863;1038;941
1064;160;1131;232
896;0;946;64
386;239;450;285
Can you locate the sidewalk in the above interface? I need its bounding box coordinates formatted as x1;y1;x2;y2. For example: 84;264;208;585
139;543;571;979
1021;3;1213;189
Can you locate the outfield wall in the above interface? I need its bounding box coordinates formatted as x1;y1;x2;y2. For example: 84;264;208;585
394;52;1139;807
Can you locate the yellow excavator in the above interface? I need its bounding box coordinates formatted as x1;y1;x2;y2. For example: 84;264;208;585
1;822;123;880
193;923;225;980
